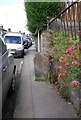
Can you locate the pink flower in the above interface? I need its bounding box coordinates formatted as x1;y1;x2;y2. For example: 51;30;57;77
78;44;81;49
59;58;64;63
70;80;79;86
65;62;69;67
58;66;62;70
66;46;75;54
58;73;62;80
71;45;75;50
66;48;71;53
72;61;78;65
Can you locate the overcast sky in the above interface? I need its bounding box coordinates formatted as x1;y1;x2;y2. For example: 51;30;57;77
0;0;79;33
0;0;29;33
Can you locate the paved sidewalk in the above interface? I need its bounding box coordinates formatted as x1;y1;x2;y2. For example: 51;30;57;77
13;45;78;118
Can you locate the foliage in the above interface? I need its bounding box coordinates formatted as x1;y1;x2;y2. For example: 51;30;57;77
24;2;60;36
45;30;80;100
35;75;48;82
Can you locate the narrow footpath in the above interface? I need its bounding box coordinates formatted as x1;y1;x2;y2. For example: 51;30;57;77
13;45;78;118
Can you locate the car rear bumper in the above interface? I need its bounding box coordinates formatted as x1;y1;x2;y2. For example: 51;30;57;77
10;49;24;58
24;45;28;49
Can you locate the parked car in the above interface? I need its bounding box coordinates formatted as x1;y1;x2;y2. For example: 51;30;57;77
23;37;32;49
4;33;24;58
23;38;29;49
0;37;16;118
30;38;35;44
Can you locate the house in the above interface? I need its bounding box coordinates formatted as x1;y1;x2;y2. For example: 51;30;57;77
0;26;7;37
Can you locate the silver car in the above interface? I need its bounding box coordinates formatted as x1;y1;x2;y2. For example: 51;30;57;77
0;37;16;119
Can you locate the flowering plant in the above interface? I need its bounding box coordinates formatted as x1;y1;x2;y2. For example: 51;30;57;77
70;80;79;86
46;31;80;100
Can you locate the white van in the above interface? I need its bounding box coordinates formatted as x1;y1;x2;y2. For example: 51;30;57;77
4;32;24;58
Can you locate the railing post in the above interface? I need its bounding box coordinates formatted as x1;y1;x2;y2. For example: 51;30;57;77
72;1;76;39
68;2;73;38
63;2;66;36
65;9;69;46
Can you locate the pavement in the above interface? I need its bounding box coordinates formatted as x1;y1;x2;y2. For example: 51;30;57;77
13;45;78;118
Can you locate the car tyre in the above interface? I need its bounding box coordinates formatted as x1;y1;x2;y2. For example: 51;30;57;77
9;73;16;95
21;50;24;58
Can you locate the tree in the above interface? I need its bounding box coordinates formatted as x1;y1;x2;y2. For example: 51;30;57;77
24;2;60;36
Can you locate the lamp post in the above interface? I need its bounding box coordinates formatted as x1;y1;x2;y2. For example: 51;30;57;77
38;30;40;52
47;16;49;32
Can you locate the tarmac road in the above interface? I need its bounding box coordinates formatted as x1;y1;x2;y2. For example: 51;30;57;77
2;49;28;119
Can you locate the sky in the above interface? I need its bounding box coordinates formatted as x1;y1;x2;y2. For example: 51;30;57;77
0;0;29;33
0;0;79;33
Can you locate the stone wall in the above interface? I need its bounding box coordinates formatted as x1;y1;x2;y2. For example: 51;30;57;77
34;31;49;78
34;52;49;77
68;87;79;111
41;32;49;55
49;19;62;32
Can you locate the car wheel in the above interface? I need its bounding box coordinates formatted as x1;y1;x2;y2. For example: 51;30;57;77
21;50;24;58
9;73;16;94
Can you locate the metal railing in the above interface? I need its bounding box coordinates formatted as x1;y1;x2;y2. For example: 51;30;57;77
48;1;81;40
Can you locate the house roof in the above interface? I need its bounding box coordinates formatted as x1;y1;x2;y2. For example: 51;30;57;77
0;26;7;32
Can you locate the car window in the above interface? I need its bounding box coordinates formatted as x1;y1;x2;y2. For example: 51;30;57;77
4;36;21;44
0;38;7;56
25;38;31;42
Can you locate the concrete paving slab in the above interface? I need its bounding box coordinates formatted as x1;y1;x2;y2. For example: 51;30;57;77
32;81;78;118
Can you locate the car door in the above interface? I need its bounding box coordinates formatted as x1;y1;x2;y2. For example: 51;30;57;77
2;39;14;106
0;38;14;119
0;38;3;119
0;38;8;118
1;39;10;105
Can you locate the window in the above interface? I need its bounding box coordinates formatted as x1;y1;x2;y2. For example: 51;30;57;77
4;36;21;44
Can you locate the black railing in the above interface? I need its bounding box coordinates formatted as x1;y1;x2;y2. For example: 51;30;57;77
48;1;81;40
